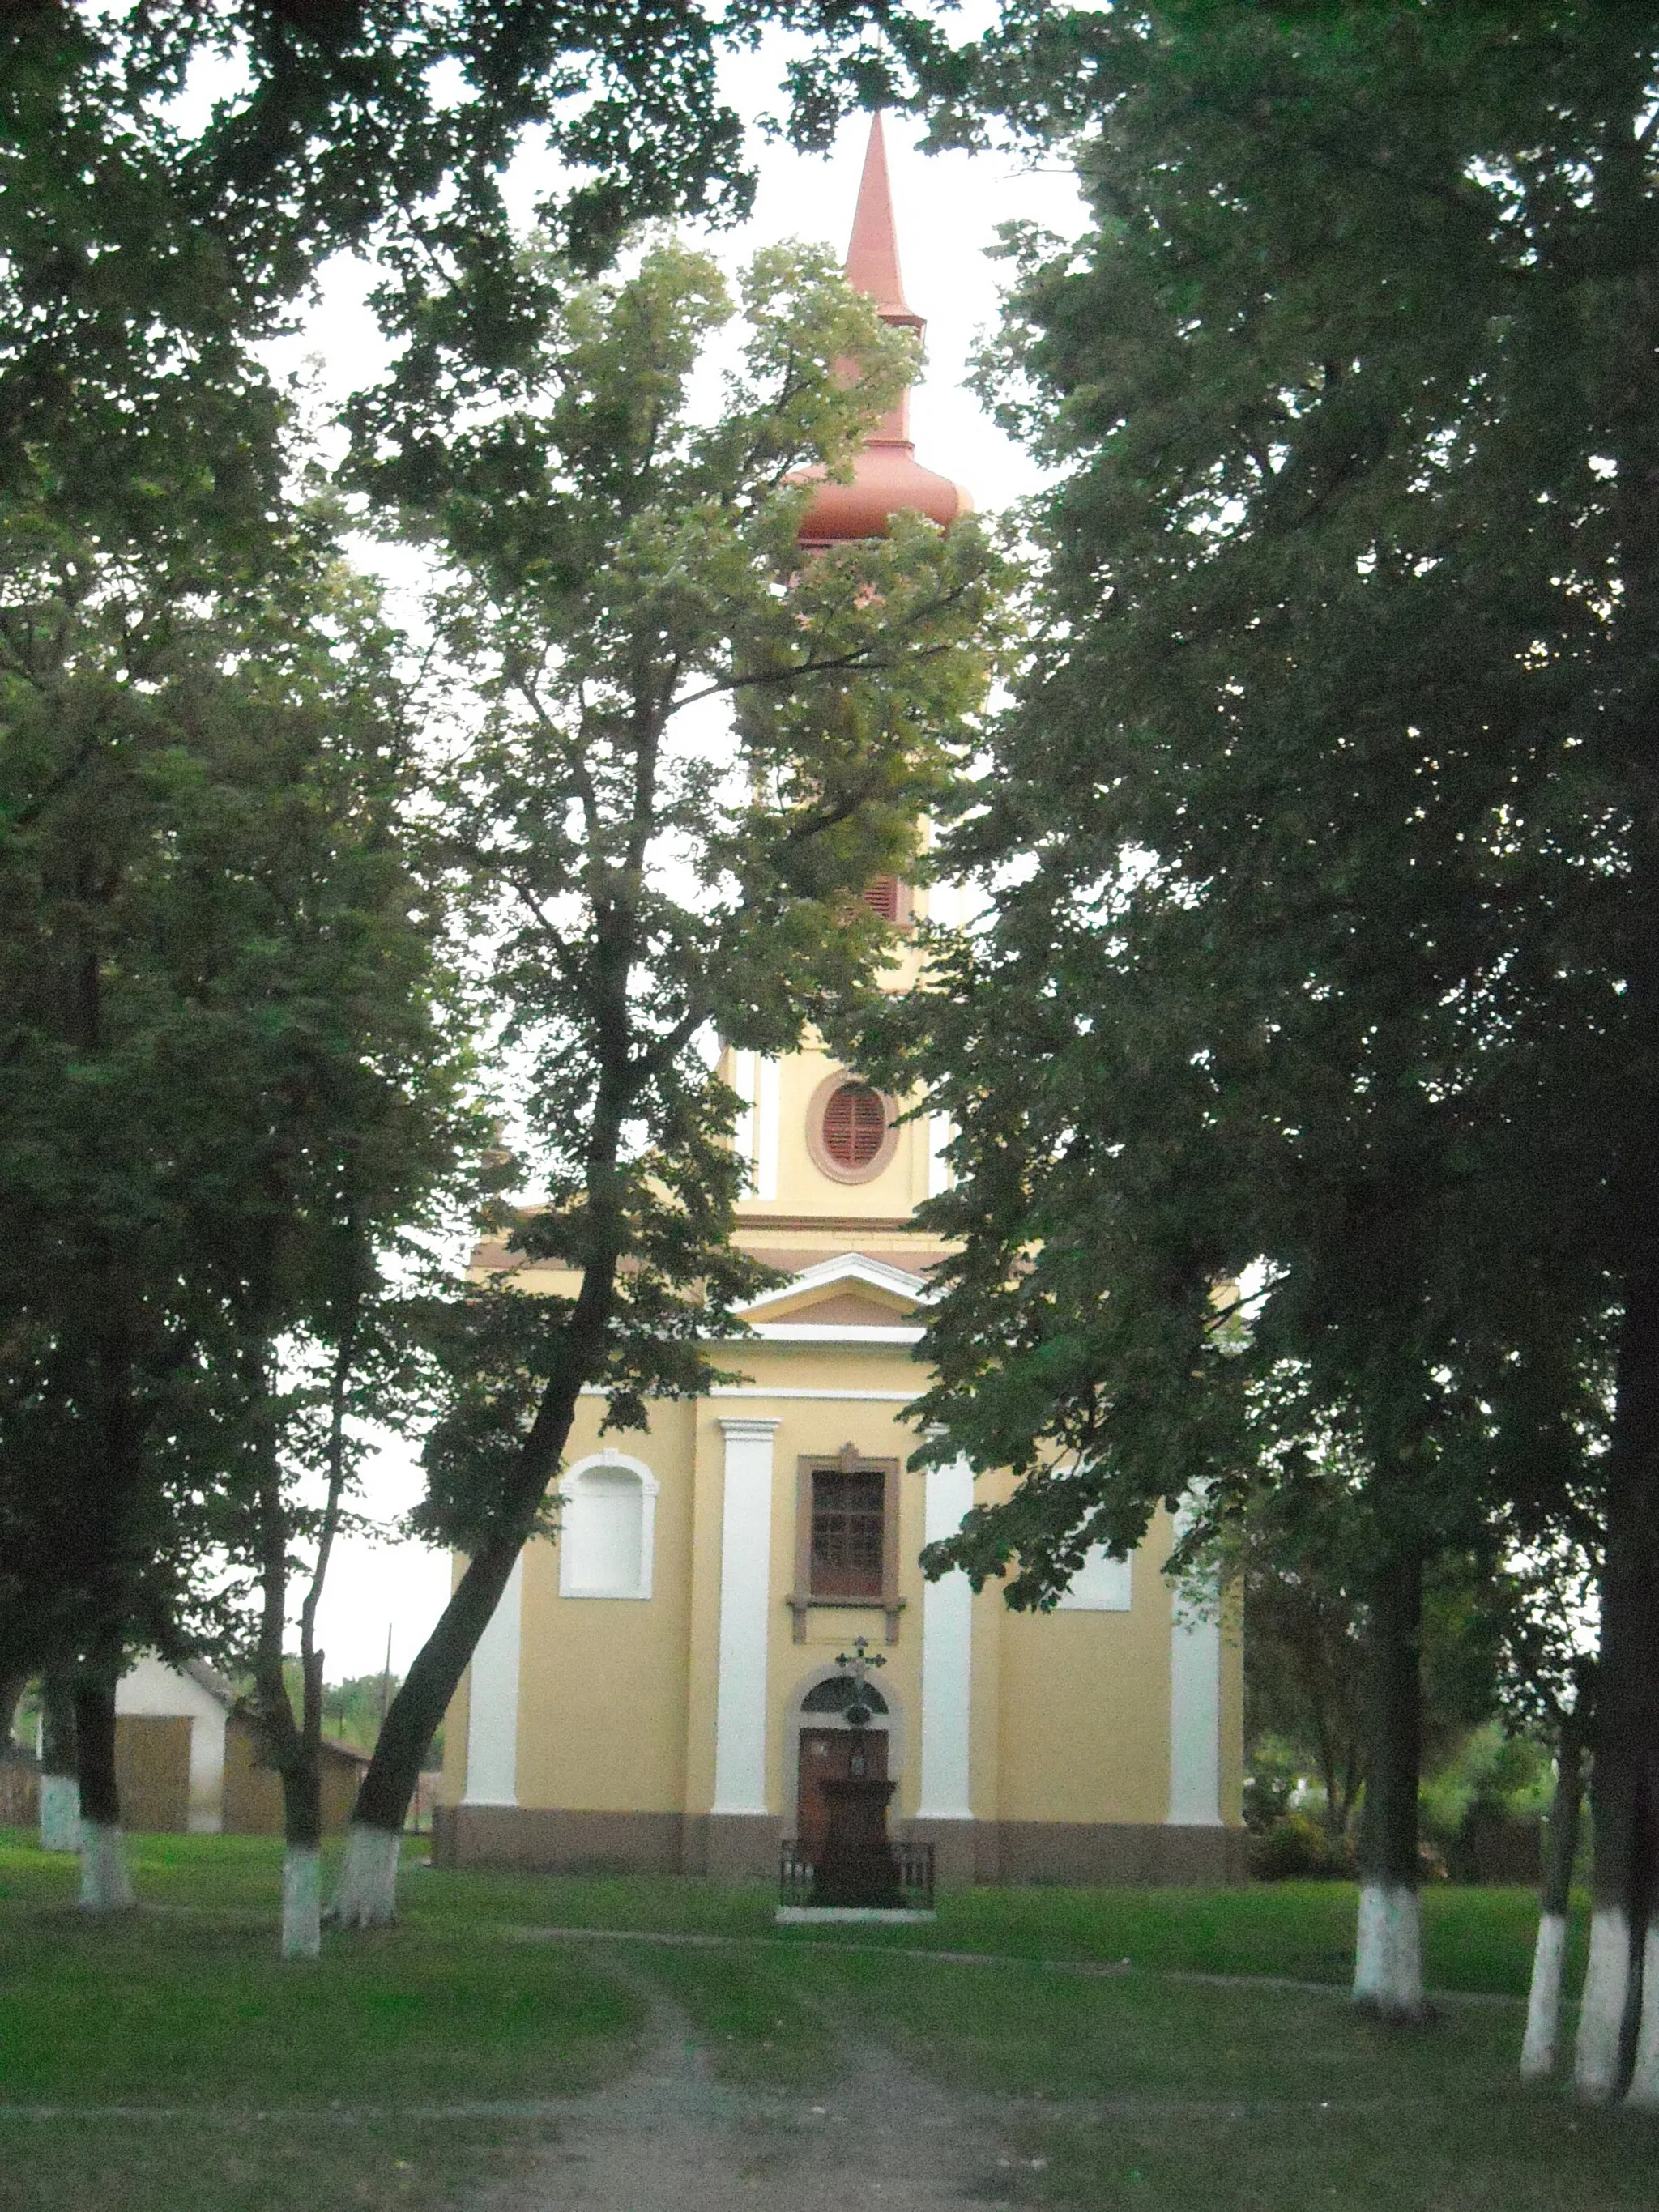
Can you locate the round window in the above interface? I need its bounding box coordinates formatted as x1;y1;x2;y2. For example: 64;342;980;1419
822;1081;887;1170
807;1072;899;1184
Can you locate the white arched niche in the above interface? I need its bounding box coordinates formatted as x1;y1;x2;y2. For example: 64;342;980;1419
557;1451;659;1600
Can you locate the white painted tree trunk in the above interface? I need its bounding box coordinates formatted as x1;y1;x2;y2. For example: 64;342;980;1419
38;1773;80;1853
327;1822;401;1927
1573;1907;1632;2101
1623;1921;1659;2108
1520;1912;1568;2079
281;1845;322;1960
1353;1882;1425;2018
77;1821;136;1912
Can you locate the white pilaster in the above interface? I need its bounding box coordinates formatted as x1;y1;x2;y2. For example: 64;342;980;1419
731;1050;757;1191
1167;1503;1222;1826
916;1455;975;1819
927;1112;954;1198
755;1057;781;1201
711;1417;779;1815
463;1554;523;1805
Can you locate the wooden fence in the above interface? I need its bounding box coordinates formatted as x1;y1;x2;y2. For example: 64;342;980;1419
0;1752;40;1826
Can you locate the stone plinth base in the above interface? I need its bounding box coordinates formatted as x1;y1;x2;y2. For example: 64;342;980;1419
697;1813;783;1881
775;1906;937;1923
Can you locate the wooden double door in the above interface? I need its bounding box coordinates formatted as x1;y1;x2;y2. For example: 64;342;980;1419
795;1728;889;1856
113;1715;192;1832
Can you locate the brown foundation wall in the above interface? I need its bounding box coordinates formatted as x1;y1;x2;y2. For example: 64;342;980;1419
980;1821;1248;1887
433;1805;1247;1886
431;1805;684;1873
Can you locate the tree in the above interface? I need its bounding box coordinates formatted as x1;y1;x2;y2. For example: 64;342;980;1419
235;1264;467;1960
2;0;970;556
1492;1531;1601;2082
0;483;471;1912
1239;1475;1371;1853
855;2;1656;2056
326;236;1004;1923
194;719;476;1958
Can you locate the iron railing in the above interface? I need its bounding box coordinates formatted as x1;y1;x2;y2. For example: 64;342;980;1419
779;1836;935;1911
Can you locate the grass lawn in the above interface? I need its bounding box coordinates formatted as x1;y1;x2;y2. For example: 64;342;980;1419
412;1860;1572;1994
0;1831;642;2212
1;1827;1650;2212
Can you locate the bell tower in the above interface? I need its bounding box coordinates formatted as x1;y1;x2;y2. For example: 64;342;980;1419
725;116;971;1298
451;121;1242;1888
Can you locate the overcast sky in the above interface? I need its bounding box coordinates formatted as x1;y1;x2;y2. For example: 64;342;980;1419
306;95;1088;1682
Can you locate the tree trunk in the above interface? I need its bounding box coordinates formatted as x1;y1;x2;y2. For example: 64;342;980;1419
278;1743;324;1962
0;1669;26;1748
72;1677;134;1912
1311;1710;1347;1847
248;1392;330;1962
283;1308;358;1959
37;1669;79;1852
1576;1270;1659;2105
331;1280;613;1928
1521;1702;1587;2080
252;1652;326;1962
1352;1545;1427;2022
275;1680;325;1963
331;1521;529;1926
1576;23;1659;2108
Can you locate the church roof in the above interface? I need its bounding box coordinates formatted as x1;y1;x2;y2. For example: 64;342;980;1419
795;114;975;547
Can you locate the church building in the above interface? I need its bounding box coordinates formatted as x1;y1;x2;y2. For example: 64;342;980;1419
437;119;1244;1887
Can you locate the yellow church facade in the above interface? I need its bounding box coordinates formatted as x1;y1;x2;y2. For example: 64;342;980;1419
435;121;1243;1888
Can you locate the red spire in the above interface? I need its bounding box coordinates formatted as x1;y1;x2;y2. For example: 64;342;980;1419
844;113;920;330
795;114;973;547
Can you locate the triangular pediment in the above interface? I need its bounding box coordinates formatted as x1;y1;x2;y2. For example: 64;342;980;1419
740;1251;930;1327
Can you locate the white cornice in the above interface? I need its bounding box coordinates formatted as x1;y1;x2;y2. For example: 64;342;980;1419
747;1321;925;1344
740;1250;933;1316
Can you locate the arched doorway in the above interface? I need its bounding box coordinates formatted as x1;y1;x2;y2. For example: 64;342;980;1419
792;1673;891;1856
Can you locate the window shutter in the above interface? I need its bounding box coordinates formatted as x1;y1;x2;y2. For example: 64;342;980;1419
822;1082;887;1169
861;876;901;923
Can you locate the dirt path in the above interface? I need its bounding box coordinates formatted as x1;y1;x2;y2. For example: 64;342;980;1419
474;1997;1021;2212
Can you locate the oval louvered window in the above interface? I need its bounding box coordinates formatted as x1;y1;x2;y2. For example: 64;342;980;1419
861;875;901;923
821;1081;887;1170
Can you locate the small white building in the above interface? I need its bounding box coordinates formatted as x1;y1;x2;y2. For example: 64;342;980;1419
113;1656;233;1833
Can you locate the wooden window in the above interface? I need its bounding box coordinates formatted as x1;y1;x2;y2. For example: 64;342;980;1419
787;1447;905;1641
810;1465;886;1597
861;875;902;923
821;1081;888;1170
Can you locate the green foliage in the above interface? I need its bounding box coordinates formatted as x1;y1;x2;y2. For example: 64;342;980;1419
0;0;969;567
1420;1720;1553;1877
1240;1734;1299;1834
244;1668;436;1761
859;1;1651;1673
318;1672;423;1758
1249;1809;1355;1883
0;477;476;1686
383;237;1006;1548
